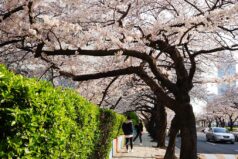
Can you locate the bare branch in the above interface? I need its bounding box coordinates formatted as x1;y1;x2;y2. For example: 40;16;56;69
194;44;238;56
110;96;122;110
218;26;238;38
117;3;131;27
178;22;204;45
99;76;119;106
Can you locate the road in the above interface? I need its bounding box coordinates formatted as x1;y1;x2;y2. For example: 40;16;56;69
175;132;238;154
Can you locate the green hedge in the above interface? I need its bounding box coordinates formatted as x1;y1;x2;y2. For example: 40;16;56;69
91;110;125;159
0;65;125;159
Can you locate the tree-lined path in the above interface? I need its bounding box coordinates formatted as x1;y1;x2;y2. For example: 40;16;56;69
113;132;179;159
1;1;238;158
113;132;238;159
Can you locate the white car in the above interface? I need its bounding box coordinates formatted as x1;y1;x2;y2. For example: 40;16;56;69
205;127;235;144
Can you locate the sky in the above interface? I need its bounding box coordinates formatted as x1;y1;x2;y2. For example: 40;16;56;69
193;52;238;115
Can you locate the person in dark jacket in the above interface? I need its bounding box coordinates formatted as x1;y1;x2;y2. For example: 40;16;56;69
133;120;143;145
122;116;134;152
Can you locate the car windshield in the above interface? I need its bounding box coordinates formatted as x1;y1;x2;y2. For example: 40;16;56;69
213;128;228;133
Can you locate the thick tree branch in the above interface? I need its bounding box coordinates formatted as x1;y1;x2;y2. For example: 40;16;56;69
35;42;45;57
27;1;34;24
0;39;23;47
44;48;177;93
60;66;139;81
148;39;192;92
185;43;196;82
136;69;175;110
0;5;24;23
60;66;175;110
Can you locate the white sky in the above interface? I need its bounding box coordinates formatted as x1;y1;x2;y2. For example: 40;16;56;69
193;52;238;115
191;98;207;116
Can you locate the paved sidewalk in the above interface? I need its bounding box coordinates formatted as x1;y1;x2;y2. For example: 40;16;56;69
112;133;238;159
113;132;178;159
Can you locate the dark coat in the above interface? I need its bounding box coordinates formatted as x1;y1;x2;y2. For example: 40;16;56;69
122;121;133;135
135;122;143;132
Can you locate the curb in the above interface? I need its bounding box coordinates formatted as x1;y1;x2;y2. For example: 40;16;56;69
198;154;238;159
109;135;125;159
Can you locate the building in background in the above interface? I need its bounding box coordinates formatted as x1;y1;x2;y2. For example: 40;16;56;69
217;63;236;95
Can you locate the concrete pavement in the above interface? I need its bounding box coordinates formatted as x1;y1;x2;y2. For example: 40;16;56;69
112;132;178;159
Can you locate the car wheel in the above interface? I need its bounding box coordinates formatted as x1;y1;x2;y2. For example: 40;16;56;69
212;136;216;143
231;141;235;144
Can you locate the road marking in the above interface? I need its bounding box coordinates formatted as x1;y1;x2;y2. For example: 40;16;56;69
206;141;216;145
198;154;238;159
224;154;237;159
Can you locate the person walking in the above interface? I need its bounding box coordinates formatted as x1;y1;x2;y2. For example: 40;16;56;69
122;116;134;152
133;120;143;145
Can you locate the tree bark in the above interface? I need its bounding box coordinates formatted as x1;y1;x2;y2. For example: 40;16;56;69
156;104;167;148
177;102;197;159
221;119;225;128
147;108;156;139
146;102;167;147
215;118;219;127
164;115;179;159
229;116;233;131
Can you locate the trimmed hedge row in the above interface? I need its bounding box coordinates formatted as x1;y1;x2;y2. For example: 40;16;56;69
0;65;125;159
91;110;125;159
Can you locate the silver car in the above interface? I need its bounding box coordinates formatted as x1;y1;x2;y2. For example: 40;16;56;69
205;127;235;144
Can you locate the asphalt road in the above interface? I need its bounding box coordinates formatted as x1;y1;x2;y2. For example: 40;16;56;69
175;132;238;154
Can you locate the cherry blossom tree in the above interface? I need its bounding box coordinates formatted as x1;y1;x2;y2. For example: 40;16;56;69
1;1;238;158
207;88;238;130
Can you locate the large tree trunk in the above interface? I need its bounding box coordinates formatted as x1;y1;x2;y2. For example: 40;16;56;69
164;116;179;159
221;118;225;128
215;118;219;127
147;102;167;147
155;104;167;148
229;116;233;131
147;108;156;139
178;102;197;159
